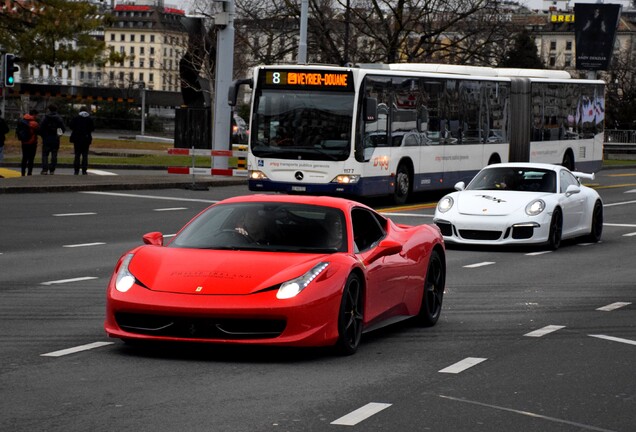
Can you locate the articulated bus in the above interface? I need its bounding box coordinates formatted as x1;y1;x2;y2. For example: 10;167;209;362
229;63;605;203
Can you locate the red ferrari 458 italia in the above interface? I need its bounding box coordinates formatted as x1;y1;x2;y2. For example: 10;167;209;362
104;195;445;354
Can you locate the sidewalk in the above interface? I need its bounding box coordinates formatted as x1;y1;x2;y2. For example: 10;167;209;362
0;167;246;194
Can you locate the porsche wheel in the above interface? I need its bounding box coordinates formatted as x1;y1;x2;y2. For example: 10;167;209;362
335;273;364;356
585;200;603;243
416;250;445;327
548;208;563;250
393;163;411;205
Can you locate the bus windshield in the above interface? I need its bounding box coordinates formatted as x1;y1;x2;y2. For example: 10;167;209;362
251;90;354;161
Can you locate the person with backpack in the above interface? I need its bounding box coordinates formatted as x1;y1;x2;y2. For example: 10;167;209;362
17;109;39;176
39;104;66;175
0;109;9;165
69;106;95;175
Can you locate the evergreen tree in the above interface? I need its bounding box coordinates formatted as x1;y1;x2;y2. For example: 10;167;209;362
499;30;544;69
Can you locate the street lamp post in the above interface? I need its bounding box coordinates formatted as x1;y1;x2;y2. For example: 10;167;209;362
138;81;146;136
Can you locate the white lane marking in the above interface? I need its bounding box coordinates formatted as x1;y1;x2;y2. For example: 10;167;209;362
603;223;636;227
380;212;433;218
63;242;106;248
81;191;217;203
439;357;487;374
577;242;595;247
596;302;631;312
623;232;636;237
439;395;619;432
53;212;97;217
153;207;188;212
165;234;176;238
41;341;114;357
524;325;565;337
526;250;552;256
589;334;636;346
463;262;495;268
330;402;392;426
87;169;118;176
603;200;636;207
41;276;98;286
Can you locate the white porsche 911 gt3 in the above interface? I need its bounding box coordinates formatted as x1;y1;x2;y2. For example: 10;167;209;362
433;163;603;249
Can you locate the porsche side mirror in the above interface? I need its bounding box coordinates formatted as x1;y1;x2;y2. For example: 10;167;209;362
142;231;164;246
454;181;466;191
565;185;581;197
364;239;402;264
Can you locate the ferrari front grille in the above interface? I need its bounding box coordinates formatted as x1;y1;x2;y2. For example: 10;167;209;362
115;313;286;340
458;229;502;241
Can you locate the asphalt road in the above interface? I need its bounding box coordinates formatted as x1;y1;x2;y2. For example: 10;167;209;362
1;170;635;432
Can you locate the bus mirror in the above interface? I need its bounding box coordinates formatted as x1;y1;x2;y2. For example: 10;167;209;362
228;78;253;106
364;97;377;122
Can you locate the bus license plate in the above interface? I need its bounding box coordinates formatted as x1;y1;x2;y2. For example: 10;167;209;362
291;186;306;192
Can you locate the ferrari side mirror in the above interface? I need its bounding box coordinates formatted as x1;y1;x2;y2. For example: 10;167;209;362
142;231;164;246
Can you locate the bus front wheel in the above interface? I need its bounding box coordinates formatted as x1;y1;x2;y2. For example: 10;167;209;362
393;163;412;205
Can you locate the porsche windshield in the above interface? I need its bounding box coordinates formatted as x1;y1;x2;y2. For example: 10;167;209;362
468;167;557;193
251;90;354;161
170;202;348;253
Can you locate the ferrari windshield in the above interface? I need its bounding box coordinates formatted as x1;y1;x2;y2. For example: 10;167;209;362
468;167;557;193
251;90;354;161
170;202;348;253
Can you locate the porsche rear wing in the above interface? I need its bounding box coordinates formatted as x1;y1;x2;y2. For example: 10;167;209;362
572;171;595;181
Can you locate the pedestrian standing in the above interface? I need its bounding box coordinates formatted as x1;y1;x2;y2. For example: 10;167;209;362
39;104;66;175
17;109;39;176
0;110;9;165
69;106;95;175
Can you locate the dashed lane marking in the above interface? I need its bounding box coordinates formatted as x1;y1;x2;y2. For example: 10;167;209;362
81;191;217;203
331;402;392;426
41;341;114;357
41;276;98;286
86;169;118;176
439;357;487;374
463;262;495;269
53;212;97;217
153;207;188;212
63;242;106;248
526;251;552;256
596;302;631;311
589;334;636;347
524;325;566;337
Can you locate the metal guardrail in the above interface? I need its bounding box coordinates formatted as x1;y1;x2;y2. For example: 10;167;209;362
604;130;636;159
605;130;636;144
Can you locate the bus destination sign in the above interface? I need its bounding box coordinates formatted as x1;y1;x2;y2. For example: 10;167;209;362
261;69;354;91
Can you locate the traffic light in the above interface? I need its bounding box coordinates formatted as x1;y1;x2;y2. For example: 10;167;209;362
3;53;18;87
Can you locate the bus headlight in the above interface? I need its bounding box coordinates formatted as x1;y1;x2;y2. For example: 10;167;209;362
249;170;269;180
331;174;360;184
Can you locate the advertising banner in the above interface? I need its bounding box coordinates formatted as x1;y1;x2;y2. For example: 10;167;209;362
575;3;622;70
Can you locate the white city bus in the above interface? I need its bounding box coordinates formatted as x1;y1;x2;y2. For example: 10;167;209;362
229;63;605;204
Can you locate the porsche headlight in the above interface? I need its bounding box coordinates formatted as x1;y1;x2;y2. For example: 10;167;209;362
525;199;546;216
115;253;136;293
437;196;454;213
277;262;329;300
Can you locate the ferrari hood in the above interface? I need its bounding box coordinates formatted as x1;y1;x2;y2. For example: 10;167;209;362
456;191;544;216
128;246;328;295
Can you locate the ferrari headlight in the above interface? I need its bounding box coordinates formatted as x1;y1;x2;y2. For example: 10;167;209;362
277;262;329;299
525;199;546;216
115;253;136;293
437;196;454;213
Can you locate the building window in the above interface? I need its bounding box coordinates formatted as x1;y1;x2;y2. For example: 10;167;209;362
130;34;135;42
130;61;134;67
549;41;556;51
549;56;556;67
110;34;115;41
139;59;144;68
120;34;125;41
119;72;124;81
565;55;572;67
139;73;144;81
109;71;114;81
150;35;155;42
130;47;135;54
140;47;145;55
150;47;155;55
149;73;154;82
149;59;154;68
566;41;572;51
141;35;145;42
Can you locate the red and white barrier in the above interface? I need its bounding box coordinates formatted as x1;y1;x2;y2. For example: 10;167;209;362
167;145;247;177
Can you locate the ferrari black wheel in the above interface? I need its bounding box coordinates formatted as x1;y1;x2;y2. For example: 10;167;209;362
585;200;603;243
335;273;364;356
393;163;411;205
415;250;445;327
548;208;563;250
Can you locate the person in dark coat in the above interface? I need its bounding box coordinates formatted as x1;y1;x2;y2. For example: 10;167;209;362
69;106;95;175
39;104;66;175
